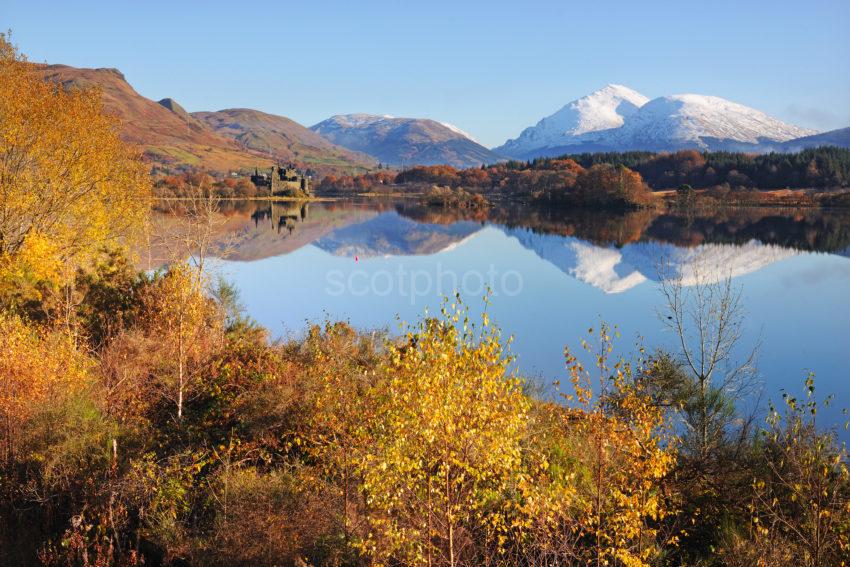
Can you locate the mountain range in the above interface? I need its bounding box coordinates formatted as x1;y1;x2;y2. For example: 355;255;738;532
40;65;255;172
39;64;375;175
38;65;848;173
192;108;376;172
494;84;830;159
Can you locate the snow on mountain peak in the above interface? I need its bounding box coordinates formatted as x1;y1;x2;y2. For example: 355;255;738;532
311;113;499;168
439;121;479;143
495;84;649;155
608;94;817;149
314;114;478;142
319;113;395;128
567;84;649;135
496;86;819;158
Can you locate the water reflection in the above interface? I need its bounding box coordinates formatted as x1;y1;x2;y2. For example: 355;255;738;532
149;199;850;433
164;199;850;260
148;200;850;322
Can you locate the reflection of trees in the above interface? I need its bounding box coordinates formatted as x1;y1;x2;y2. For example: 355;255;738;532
395;202;656;247
645;208;850;252
216;200;259;216
154;199;850;256
396;202;850;253
393;201;490;225
497;207;656;247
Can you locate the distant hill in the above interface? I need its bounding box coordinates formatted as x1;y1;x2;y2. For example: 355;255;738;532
38;64;371;175
194;108;375;175
311;113;500;168
778;126;850;151
497;84;816;159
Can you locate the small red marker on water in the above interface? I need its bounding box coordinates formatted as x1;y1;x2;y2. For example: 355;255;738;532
355;255;359;262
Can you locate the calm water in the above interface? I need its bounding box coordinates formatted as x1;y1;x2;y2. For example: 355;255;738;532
156;199;850;433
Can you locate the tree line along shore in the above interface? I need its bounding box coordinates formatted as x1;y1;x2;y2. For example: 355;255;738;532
152;147;850;212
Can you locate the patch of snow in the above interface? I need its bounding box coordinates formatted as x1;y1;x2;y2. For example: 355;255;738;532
437;231;482;254
622;239;801;286
439;121;479;143
505;228;647;293
313;113;395;130
313;212;483;257
314;114;479;143
570;241;648;293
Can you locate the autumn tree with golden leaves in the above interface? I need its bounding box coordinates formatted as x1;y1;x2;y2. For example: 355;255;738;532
357;300;529;566
0;32;149;317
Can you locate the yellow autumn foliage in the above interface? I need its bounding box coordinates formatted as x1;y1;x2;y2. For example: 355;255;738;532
528;324;678;566
0;32;150;305
138;262;222;423
0;312;90;460
746;375;850;566
0;232;63;303
0;24;847;567
354;299;529;565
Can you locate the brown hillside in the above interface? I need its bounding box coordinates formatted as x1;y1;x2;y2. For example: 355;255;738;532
38;65;372;176
194;108;376;175
39;64;265;172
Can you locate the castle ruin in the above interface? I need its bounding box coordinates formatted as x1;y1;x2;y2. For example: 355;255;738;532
250;164;311;196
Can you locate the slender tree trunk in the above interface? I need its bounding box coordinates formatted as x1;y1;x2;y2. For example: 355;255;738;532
177;309;185;422
699;374;708;458
596;436;602;567
427;472;433;567
109;438;119;558
446;464;455;567
343;448;350;546
177;352;184;421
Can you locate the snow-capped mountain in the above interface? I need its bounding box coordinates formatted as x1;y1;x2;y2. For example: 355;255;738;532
495;84;649;158
496;86;817;159
310;113;500;168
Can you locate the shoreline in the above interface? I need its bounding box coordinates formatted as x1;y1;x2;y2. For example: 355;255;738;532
150;185;850;211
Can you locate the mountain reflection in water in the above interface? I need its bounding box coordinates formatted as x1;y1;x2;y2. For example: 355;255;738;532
150;199;850;434
151;198;850;267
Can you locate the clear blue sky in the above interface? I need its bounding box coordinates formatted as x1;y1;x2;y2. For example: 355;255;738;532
3;0;849;147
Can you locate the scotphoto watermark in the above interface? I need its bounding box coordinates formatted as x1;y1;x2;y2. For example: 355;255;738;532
325;263;523;305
